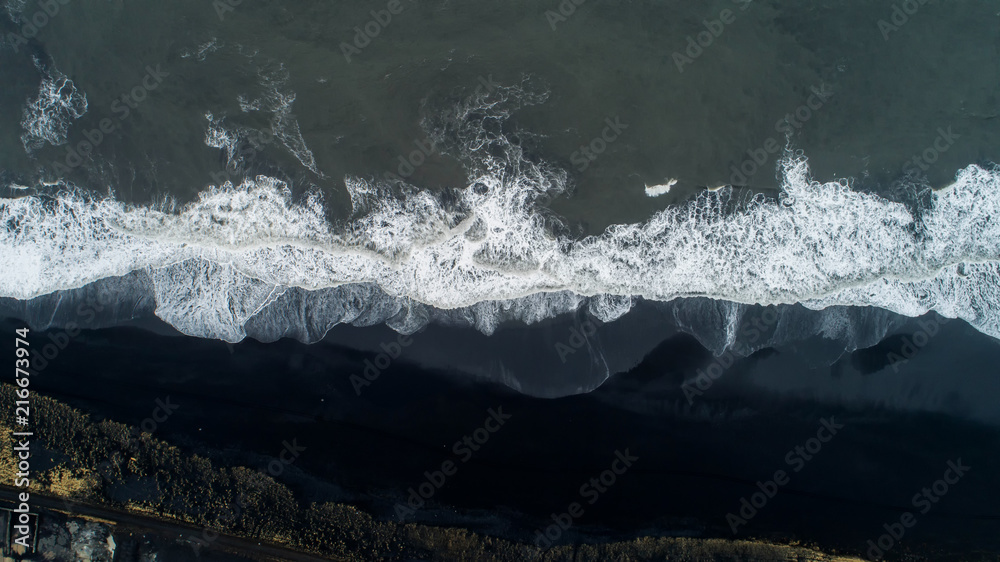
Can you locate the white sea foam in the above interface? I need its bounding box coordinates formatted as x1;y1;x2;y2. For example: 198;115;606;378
192;45;319;177
2;155;999;344
20;62;88;154
2;82;999;345
4;0;27;22
645;179;676;197
180;38;220;62
234;62;319;175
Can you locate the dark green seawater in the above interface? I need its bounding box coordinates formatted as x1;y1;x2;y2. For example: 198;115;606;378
2;0;998;232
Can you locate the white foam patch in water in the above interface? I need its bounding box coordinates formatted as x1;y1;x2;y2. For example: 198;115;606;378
203;111;278;176
180;38;221;62
236;62;320;175
645;179;676;197
193;44;319;177
1;154;999;343
4;0;27;22
20;62;88;154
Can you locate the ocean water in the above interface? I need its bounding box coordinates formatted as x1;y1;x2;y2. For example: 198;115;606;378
3;1;1000;359
2;1;1000;557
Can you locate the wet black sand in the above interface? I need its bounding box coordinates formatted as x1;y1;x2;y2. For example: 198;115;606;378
5;315;999;560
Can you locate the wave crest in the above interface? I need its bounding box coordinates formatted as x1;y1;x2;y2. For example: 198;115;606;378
3;81;999;350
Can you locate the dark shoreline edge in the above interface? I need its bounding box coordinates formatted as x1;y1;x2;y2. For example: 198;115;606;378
0;269;927;398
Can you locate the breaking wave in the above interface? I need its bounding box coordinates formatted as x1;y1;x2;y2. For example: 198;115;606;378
2;80;999;363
